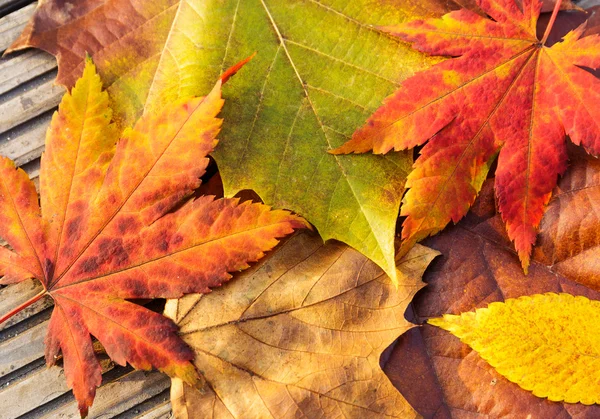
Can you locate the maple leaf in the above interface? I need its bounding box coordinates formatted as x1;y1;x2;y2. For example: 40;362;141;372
164;230;439;418
430;293;600;404
0;58;306;416
384;148;600;416
332;0;600;272
6;0;482;285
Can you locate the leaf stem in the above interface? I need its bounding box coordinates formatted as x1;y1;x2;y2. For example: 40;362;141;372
0;289;46;325
541;0;563;46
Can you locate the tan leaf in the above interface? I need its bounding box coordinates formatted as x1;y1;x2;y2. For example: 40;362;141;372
165;231;439;418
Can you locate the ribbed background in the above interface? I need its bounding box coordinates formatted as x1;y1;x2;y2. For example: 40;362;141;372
0;2;172;417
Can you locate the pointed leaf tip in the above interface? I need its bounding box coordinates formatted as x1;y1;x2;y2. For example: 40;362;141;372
220;53;256;84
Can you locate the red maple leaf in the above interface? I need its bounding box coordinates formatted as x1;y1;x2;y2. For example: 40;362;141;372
333;0;600;271
0;58;305;416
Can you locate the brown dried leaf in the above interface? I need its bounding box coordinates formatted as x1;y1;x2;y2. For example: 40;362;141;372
384;146;600;417
165;231;439;418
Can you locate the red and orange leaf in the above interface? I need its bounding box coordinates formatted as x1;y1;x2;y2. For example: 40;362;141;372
40;56;119;279
0;156;47;281
333;0;600;271
0;58;306;416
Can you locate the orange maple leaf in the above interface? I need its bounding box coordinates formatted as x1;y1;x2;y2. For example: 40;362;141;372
333;0;600;271
0;58;306;416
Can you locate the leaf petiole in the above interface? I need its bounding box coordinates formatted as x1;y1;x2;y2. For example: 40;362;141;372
0;289;47;325
541;0;563;46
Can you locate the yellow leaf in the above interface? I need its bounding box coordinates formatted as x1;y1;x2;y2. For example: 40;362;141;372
165;231;439;418
429;293;600;405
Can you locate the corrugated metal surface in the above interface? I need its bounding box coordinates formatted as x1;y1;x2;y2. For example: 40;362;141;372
0;2;173;418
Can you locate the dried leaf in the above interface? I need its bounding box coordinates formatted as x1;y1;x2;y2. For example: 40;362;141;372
430;293;600;404
165;231;439;418
384;147;600;417
333;0;600;272
0;58;305;416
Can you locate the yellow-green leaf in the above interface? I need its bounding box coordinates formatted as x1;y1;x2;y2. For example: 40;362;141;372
429;293;600;405
9;0;466;284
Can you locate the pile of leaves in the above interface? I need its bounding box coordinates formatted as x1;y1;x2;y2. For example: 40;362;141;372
1;0;600;417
